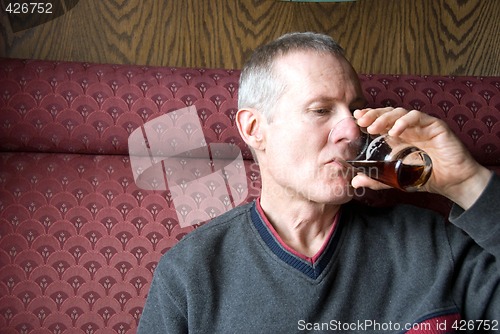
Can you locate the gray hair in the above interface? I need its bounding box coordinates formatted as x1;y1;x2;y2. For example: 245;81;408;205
238;32;345;121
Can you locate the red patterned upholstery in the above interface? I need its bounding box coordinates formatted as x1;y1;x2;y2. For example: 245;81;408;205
0;58;499;333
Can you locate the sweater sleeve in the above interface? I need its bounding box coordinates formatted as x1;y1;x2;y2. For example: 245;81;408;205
137;256;188;334
449;172;500;259
446;172;500;325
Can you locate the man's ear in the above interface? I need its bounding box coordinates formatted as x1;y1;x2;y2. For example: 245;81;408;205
236;108;266;151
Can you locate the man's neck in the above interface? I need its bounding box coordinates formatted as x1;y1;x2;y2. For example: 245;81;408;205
259;194;341;258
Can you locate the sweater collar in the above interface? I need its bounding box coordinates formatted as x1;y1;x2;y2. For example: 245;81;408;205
251;198;342;279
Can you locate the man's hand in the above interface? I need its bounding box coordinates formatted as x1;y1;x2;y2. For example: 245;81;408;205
351;107;492;210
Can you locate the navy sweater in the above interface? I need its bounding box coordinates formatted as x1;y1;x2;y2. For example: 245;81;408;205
138;175;500;333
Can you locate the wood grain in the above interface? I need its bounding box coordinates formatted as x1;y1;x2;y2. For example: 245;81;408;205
0;0;499;75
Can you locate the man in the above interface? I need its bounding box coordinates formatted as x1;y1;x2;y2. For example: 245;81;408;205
138;32;499;333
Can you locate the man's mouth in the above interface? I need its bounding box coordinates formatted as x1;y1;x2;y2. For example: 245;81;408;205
324;158;357;180
326;157;352;170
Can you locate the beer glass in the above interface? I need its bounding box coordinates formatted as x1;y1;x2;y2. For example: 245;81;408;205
330;117;433;191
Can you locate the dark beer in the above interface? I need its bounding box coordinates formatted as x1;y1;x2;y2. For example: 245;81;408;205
347;160;431;191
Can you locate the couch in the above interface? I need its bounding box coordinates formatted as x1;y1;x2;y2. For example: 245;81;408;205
0;58;499;333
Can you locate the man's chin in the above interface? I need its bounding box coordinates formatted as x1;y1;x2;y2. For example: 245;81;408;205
305;182;358;205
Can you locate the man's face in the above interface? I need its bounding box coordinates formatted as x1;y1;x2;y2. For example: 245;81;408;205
258;51;366;205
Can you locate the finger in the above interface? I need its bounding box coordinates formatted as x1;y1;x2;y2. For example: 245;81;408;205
388;109;427;137
354;108;388;127
357;107;409;135
368;108;409;134
353;108;369;119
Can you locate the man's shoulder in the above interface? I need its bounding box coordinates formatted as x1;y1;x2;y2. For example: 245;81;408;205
344;201;457;262
162;202;254;260
345;200;447;233
184;202;254;239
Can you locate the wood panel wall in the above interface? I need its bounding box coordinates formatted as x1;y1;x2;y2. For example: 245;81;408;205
1;0;499;76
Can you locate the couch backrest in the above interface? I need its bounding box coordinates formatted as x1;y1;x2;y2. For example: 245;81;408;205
0;58;499;334
0;60;251;157
1;59;499;164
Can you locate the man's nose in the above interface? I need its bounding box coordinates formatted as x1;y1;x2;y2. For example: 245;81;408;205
328;117;361;145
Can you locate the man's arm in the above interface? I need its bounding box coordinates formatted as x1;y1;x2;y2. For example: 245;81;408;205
354;108;500;323
449;173;500;256
443;173;500;325
137;258;188;333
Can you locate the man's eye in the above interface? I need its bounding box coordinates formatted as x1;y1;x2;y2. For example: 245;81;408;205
313;108;330;115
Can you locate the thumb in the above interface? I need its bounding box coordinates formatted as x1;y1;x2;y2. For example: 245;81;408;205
351;173;392;190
